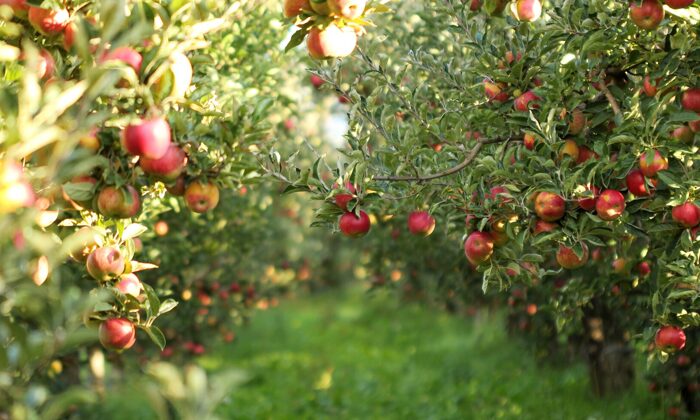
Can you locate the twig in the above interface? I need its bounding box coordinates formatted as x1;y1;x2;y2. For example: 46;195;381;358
599;82;622;118
374;142;483;182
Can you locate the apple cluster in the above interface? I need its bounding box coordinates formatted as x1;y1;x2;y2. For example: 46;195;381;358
283;0;376;59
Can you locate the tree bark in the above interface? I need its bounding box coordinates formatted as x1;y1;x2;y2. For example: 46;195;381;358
582;298;635;397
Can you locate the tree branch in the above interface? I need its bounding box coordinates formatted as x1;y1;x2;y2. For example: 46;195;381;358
599;82;622;118
373;141;486;182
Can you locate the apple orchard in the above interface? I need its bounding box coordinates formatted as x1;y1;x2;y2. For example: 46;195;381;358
2;0;700;417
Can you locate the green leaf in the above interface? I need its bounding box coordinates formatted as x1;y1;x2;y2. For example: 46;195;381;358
157;299;179;316
141;325;166;350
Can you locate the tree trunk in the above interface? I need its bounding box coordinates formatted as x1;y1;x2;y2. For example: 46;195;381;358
582;298;635;397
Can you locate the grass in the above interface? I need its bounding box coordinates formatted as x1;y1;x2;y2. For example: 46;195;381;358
200;287;667;420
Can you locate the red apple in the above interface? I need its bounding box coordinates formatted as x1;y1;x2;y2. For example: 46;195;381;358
690;116;700;133
116;273;142;297
28;6;69;35
682;88;700;112
672;202;700;228
511;0;542;22
514;90;540;112
86;247;125;281
596;189;625;221
523;133;535;150
310;74;324;88
166;175;186;196
639;150;668;177
464;231;494;265
486;185;512;205
184;181;220;213
339;210;371;237
407;211;436;236
665;0;694;8
533;219;557;235
470;0;481;11
63;21;76;50
677;354;691;367
306;23;357;59
154;220;169;236
97;185;141;219
671;126;694;143
629;0;664;30
655;325;686;352
534;192;566;221
626;169;655;197
484;80;509;102
637;261;651;277
577;185;600;211
334;182;356;211
122;117;171;160
643;75;660;97
576;146;598;164
99;46;143;74
612;258;628;274
556;243;589;269
140;144;187;182
328;0;366;19
99;318;136;351
284;0;311;17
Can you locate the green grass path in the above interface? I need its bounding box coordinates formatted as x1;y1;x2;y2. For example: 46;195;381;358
202;288;665;420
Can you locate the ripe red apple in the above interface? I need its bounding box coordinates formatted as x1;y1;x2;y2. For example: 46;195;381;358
339;210;371;237
637;261;651;277
483;80;509;102
284;0;311;17
62;21;76;50
470;0;481;10
655;325;686;352
577;185;600;211
672;202;700;228
86;246;125;281
328;0;366;19
334;182;356;210
682;88;700;112
511;0;542;22
665;0;694;8
99;46;143;73
556;243;589;269
465;131;482;141
28;6;69;35
523;133;535;150
464;231;494;265
97;185;141;218
140;144;187;182
122;117;171;159
533;219;557;235
513;90;540;112
534;192;566;221
576;146;598;164
184;181;220;213
690;116;700;133
486;185;512;205
306;23;357;59
639;150;667;177
676;354;691;367
629;0;664;30
99;318;136;351
407;211;436;236
671;126;694;143
642;75;660;97
310;74;324;88
596;189;625;221
116;273;142;297
626;169;655;196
